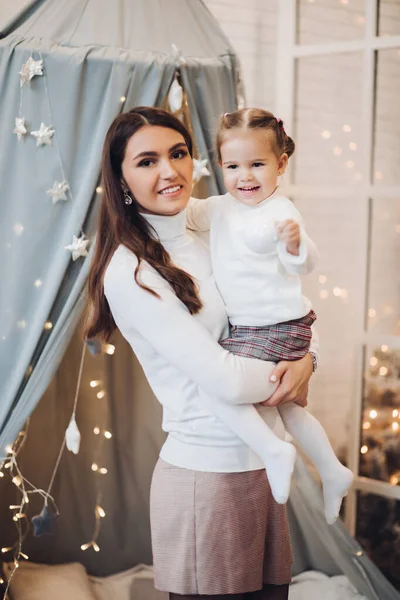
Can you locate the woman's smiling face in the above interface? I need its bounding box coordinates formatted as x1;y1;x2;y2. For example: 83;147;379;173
121;125;193;215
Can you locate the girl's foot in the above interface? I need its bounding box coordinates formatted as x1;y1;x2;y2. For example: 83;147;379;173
322;465;354;524
265;442;297;504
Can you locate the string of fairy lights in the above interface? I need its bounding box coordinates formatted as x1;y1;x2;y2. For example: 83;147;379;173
80;343;115;554
0;420;62;595
0;340;116;596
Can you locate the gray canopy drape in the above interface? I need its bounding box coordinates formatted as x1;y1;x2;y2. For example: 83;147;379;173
0;0;239;456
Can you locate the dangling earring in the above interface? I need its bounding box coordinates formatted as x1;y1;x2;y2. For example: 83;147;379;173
123;189;133;205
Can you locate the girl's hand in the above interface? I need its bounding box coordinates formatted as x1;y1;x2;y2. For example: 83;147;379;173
276;219;300;256
260;354;313;407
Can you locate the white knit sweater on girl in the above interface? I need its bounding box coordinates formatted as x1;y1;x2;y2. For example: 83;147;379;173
186;190;317;326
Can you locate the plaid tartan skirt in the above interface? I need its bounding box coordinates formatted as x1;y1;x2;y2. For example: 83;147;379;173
221;310;317;362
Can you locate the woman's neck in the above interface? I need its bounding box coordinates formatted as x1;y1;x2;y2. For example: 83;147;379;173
140;208;187;242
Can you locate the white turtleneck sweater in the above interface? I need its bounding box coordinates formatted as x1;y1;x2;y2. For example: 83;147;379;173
187;192;317;326
104;208;318;473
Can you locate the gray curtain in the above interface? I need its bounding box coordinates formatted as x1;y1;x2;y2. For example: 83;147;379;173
0;0;238;456
0;325;165;576
182;54;240;193
0;0;47;38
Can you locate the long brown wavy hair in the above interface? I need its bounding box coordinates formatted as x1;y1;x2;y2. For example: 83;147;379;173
84;107;202;342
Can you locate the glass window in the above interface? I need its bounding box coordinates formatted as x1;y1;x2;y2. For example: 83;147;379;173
360;344;400;484
367;198;400;336
374;49;400;185
294;52;363;186
292;194;366;455
378;0;400;37
297;0;365;45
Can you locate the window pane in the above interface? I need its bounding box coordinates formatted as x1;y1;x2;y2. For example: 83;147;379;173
378;0;400;36
206;0;278;110
297;0;365;45
294;52;363;185
360;344;400;484
374;49;400;185
356;492;400;591
292;194;366;455
367;198;400;336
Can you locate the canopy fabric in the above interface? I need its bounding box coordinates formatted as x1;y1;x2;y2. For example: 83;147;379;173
0;0;238;455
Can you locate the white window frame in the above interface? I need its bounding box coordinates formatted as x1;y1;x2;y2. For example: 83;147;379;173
276;0;400;536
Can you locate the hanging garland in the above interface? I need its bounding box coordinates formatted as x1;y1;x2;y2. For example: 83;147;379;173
0;52;120;596
19;56;43;86
65;234;90;261
193;158;210;184
13;51;90;258
47;181;70;204
0;424;59;598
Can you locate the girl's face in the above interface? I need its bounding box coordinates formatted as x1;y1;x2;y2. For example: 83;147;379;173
220;129;288;207
121;125;193;216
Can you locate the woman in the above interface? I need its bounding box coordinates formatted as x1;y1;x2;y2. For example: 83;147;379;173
85;107;317;600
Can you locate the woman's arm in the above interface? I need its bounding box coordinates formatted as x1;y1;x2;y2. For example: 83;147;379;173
261;354;313;408
104;248;277;405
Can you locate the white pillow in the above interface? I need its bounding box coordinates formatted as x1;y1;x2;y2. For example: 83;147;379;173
289;571;368;600
2;561;96;600
89;564;167;600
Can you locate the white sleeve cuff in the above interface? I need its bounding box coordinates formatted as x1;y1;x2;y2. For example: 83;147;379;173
277;238;308;267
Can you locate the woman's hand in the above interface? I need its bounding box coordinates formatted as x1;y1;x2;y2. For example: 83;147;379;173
260;354;313;407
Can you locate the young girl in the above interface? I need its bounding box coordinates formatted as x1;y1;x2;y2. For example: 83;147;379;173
187;108;353;524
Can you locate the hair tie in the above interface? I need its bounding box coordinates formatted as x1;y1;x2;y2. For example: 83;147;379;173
276;117;285;132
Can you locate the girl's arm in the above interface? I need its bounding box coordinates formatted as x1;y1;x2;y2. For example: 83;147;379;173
277;226;318;276
186;196;221;232
275;199;318;275
246;198;318;275
104;248;277;405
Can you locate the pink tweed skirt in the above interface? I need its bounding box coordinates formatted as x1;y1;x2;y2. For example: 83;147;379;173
150;459;293;595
